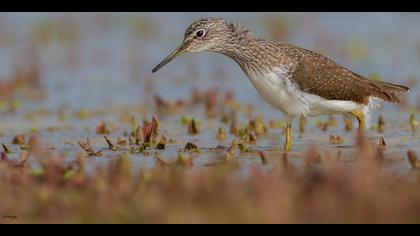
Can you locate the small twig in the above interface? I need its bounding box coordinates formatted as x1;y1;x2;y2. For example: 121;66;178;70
78;138;103;157
104;136;118;151
2;143;10;153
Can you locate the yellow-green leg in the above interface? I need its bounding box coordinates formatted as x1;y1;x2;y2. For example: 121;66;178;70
350;110;365;136
284;124;292;151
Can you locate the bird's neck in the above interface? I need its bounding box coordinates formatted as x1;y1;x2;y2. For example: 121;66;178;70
215;37;281;77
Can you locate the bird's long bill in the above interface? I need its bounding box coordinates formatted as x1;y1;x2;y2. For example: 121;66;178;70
152;44;187;73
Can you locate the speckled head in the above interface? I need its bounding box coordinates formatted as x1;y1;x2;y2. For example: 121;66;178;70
152;17;251;73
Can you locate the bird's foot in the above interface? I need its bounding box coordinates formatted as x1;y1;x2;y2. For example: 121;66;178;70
283;124;293;151
350;110;365;136
283;140;292;151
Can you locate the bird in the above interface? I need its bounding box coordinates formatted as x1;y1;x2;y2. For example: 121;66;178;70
152;17;409;151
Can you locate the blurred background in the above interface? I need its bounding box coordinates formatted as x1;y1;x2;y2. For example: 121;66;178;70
0;12;419;131
0;13;420;114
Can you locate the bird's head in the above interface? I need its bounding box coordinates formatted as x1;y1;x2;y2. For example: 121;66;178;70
152;17;250;73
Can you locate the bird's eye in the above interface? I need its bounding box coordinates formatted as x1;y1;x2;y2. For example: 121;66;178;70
195;29;205;38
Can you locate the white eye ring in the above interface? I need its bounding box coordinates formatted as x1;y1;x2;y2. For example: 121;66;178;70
195;29;205;38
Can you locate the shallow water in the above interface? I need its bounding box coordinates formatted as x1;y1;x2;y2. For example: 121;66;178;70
0;12;419;174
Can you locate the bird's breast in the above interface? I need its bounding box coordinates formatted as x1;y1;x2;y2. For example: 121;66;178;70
246;69;309;116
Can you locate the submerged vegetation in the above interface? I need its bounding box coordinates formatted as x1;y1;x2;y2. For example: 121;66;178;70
1;133;420;223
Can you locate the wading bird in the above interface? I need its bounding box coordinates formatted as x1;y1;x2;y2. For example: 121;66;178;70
152;17;409;151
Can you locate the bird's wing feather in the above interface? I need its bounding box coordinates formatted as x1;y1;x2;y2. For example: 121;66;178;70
291;50;408;104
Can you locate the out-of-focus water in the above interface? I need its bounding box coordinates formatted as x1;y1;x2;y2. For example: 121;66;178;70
0;13;419;174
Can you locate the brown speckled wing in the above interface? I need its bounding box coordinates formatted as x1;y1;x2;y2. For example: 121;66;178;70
291;50;408;104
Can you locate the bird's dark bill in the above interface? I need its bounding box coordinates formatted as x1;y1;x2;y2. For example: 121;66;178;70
152;44;186;73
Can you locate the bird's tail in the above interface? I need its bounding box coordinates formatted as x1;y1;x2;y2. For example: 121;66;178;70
369;80;410;104
380;81;409;103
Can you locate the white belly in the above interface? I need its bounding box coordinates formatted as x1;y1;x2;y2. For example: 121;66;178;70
248;70;310;116
247;70;380;127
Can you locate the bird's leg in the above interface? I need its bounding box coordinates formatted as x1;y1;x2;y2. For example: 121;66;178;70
284;123;292;151
283;117;293;151
350;110;365;136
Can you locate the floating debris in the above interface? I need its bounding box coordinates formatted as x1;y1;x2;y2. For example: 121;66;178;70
378;136;386;149
138;114;160;143
130;115;137;134
184;142;199;152
258;151;268;165
151;114;160;143
129;146;139;154
96;120;110;134
249;131;257;143
104;136;118;151
12;134;25;145
187;118;199;135
135;125;142;145
410;114;418;133
143;122;154;143
238;129;249;143
128;134;134;145
78;138;103;157
377;115;385;133
156;134;167;150
139;142;152;154
329;135;343;145
227;140;238;155
344;116;353;132
217;127;226;141
237;141;249;152
407;150;418;169
117;138;127;146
